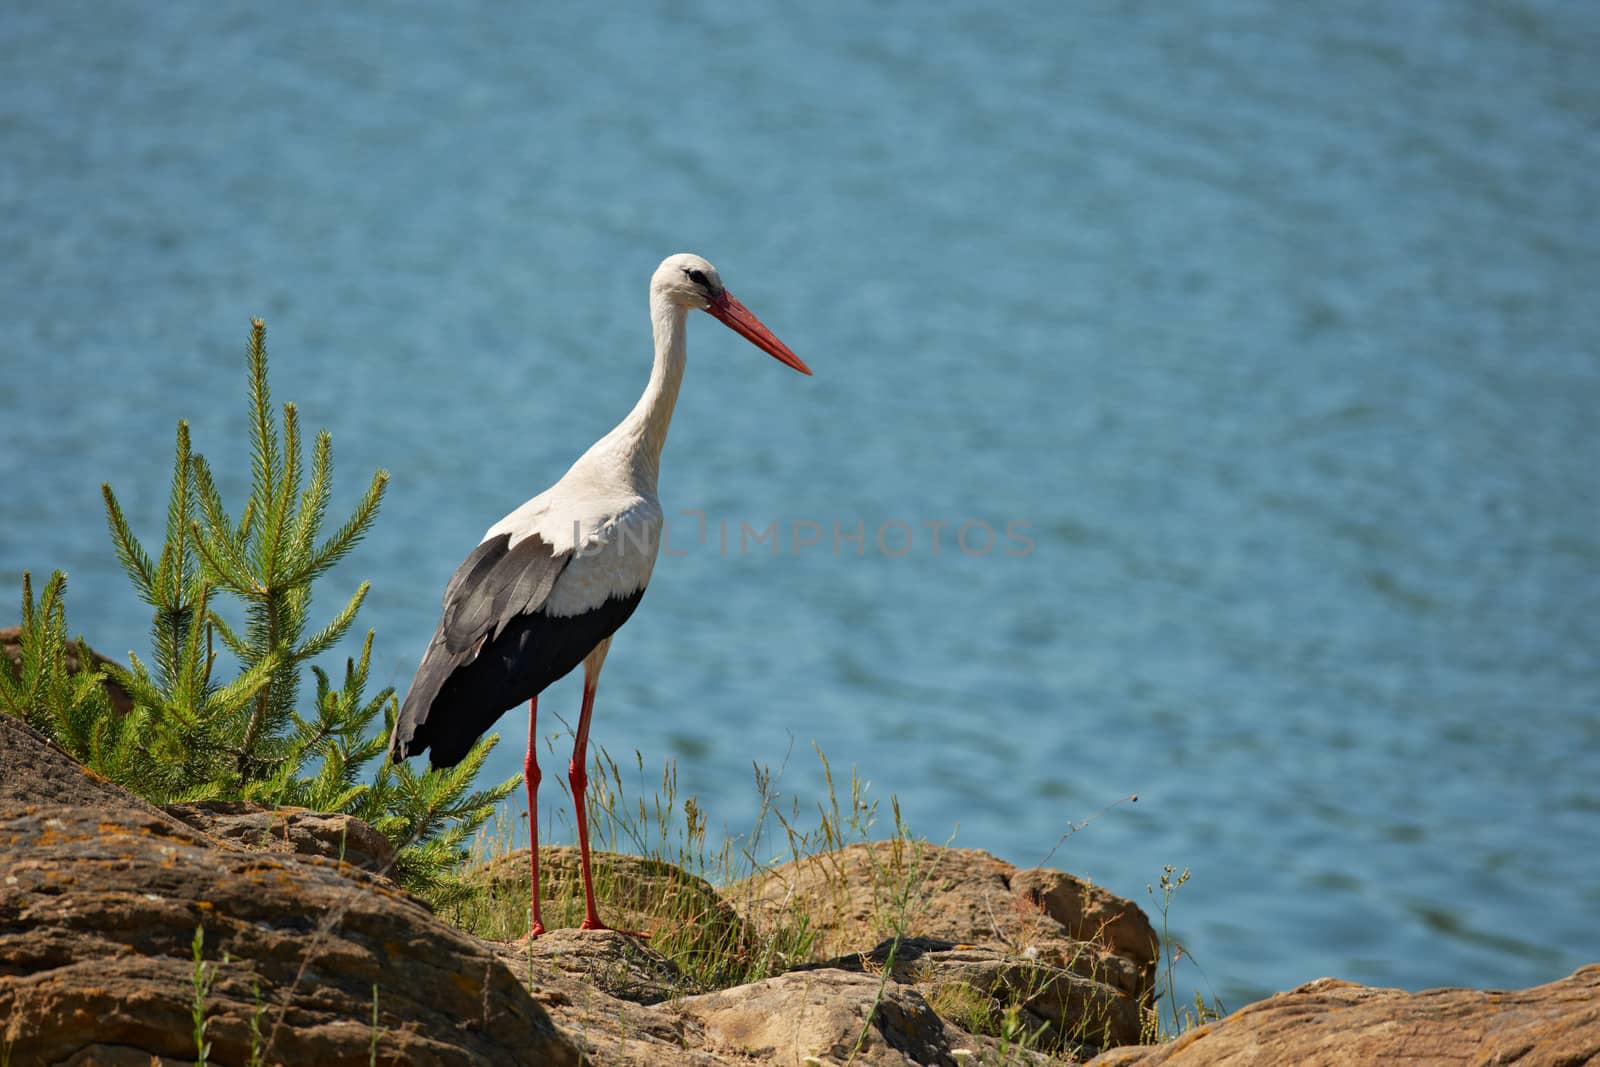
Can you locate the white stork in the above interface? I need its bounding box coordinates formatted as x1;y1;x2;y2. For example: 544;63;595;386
388;253;810;936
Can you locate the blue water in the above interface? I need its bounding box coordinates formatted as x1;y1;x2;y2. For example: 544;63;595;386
4;2;1598;1008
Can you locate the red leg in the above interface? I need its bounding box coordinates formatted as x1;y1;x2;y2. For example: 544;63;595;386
569;675;609;930
569;670;647;937
525;696;545;939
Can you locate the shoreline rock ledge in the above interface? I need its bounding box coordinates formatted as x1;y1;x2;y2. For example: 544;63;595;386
0;714;581;1066
4;707;1598;1065
1087;966;1600;1067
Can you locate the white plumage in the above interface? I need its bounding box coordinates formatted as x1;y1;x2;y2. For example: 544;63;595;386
486;484;663;618
388;253;810;936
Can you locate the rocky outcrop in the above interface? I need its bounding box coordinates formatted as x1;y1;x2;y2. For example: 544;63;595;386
1087;968;1600;1067
472;847;1078;1062
12;704;1593;1067
164;799;397;877
673;969;987;1067
475;845;749;962
471;838;1161;1056
0;714;580;1066
728;840;1160;1052
1;712;1039;1067
485;931;1051;1067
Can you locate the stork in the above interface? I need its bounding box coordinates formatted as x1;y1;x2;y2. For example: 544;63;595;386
387;253;810;936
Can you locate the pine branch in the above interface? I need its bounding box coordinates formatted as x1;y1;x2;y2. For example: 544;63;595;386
70;317;513;898
342;630;374;699
376;730;520;887
206;662;277;719
235;497;255;544
296;468;388;585
3;572;128;776
102;656;169;722
295;581;368;661
246;319;279;558
169;585;213;717
189;457;262;596
161;420;197;608
285;430;332;579
20;570;36;628
259;400;301;586
207;610;250;663
101;484;158;603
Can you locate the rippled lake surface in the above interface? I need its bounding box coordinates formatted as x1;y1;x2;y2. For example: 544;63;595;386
4;1;1597;1005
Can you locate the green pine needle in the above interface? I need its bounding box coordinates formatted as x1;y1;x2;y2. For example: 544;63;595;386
0;317;506;895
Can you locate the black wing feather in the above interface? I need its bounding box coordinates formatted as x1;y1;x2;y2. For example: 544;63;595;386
441;533;566;653
388;530;645;769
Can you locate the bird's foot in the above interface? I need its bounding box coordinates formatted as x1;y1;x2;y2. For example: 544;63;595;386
579;917;651;939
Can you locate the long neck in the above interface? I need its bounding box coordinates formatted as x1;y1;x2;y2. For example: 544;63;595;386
613;290;688;483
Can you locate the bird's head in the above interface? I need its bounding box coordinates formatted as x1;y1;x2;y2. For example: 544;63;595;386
652;253;812;375
654;252;724;310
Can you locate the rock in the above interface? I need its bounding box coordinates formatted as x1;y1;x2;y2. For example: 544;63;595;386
672;968;995;1067
1;625;134;716
730;842;1157;975
23;702;1594;1067
495;926;686;1005
466;841;1135;1062
474;845;749;949
807;935;1146;1058
1010;867;1161;988
164;800;397;877
541;848;729;937
729;840;1159;1052
0;714;581;1066
0;711;183;818
6;711;1000;1066
1087;967;1600;1067
485;932;735;1067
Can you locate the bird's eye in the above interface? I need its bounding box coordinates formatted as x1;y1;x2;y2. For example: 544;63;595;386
686;268;709;287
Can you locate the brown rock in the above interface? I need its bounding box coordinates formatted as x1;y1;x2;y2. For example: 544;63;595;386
0;714;580;1066
475;845;747;942
1087;967;1600;1067
486;934;742;1067
1010;868;1161;988
731;842;1156;971
164;800;397;877
497;925;685;1005
0;712;188;821
487;932;733;1067
809;935;1146;1057
729;840;1159;1052
672;968;984;1067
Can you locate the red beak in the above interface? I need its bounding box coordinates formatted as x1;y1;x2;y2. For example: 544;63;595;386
706;290;812;375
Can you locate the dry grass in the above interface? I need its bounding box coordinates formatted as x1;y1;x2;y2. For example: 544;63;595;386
432;742;1216;1062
